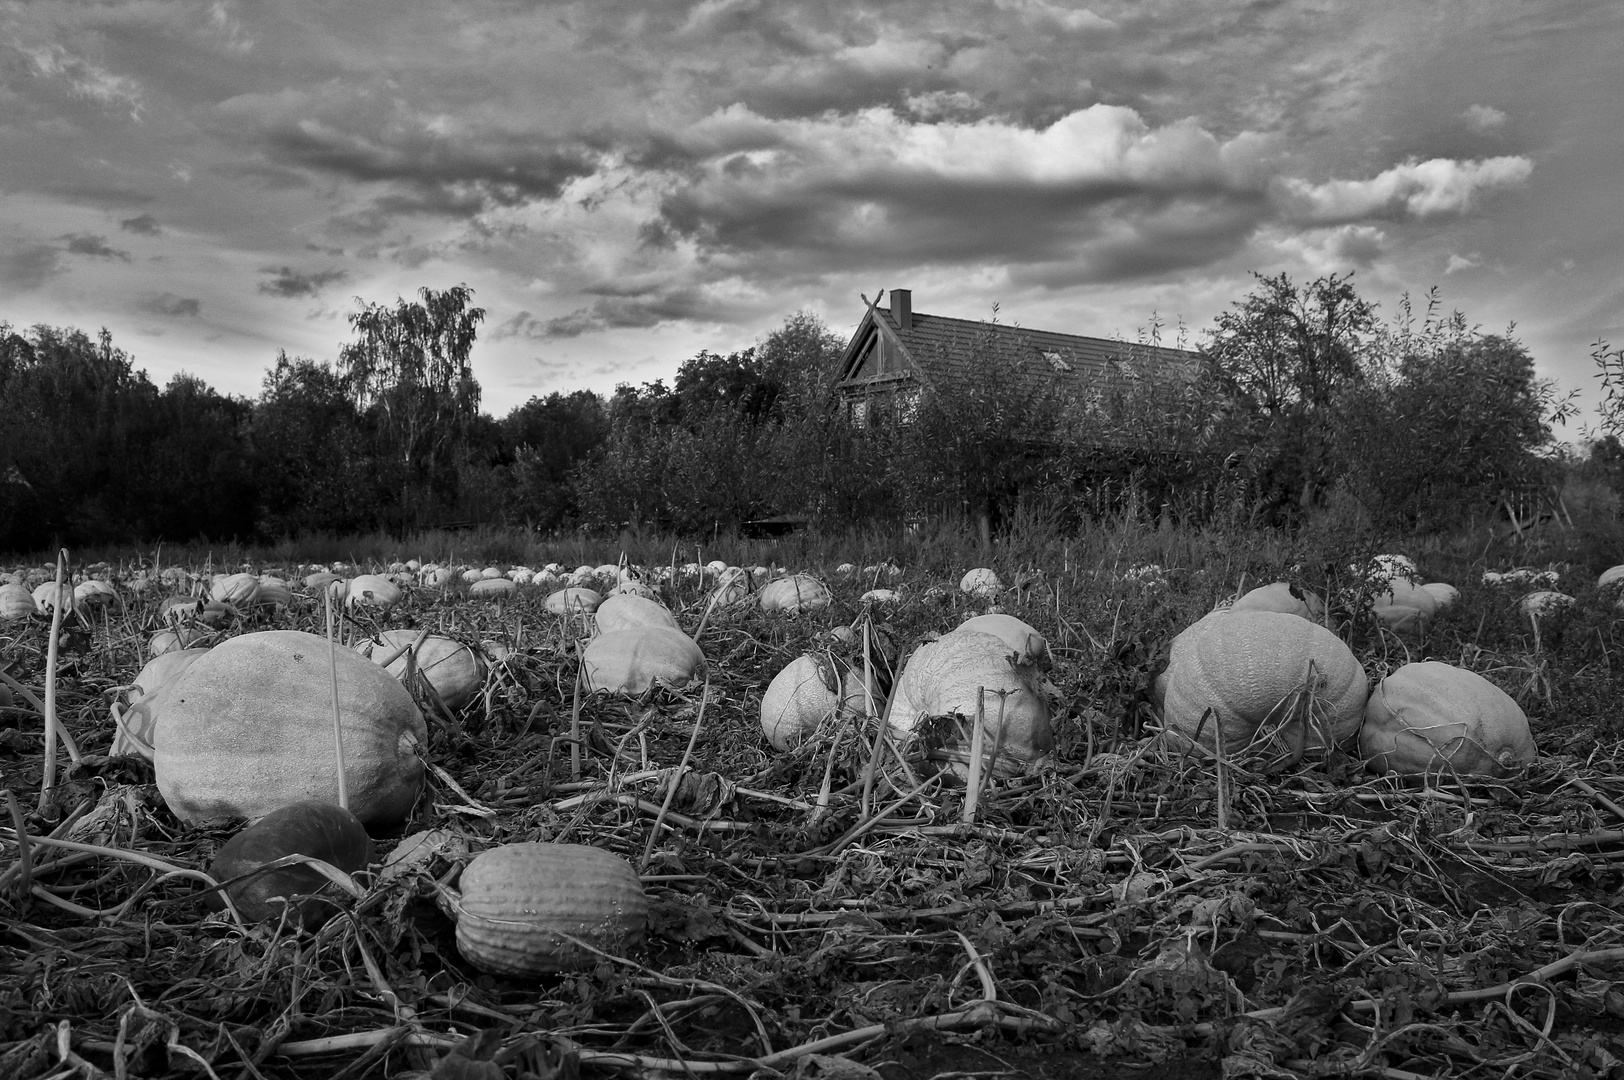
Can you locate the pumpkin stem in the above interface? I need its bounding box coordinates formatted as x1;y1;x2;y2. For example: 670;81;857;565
38;548;69;817
325;588;350;812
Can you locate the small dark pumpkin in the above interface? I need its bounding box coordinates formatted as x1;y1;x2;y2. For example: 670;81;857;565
205;800;373;926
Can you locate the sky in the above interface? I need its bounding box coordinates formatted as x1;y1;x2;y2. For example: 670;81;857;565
2;0;1620;426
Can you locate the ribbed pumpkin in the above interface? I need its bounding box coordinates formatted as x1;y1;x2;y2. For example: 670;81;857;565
1370;579;1439;632
73;580;117;610
760;654;878;750
1162;610;1367;759
32;582;73;617
594;593;680;635
149;626;207;657
0;582;34;621
469;577;517;599
154;630;427;828
1226;582;1324;621
888;630;1052;777
1360;662;1535;777
356;630;489;712
1419;582;1459;610
255;577;294;609
546;587;602;615
581;626;704;694
113;648;211;760
211;573;261;607
205;800;372;926
453;842;648;976
953;614;1048;665
346;574;403;610
758;575;832;614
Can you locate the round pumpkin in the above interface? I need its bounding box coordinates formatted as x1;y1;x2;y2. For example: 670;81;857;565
581;626;704;694
0;582;34;621
32;581;73;617
760;654;878;751
1369;579;1439;632
255;577;294;609
113;647;211;760
205;799;373;926
1419;582;1459;610
1226;582;1324;621
346;574;404;610
356;630;489;712
154;630;427;828
1360;662;1535;777
150;627;208;657
959;568;1003;599
887;630;1052;777
1162;609;1367;758
74;580;117;610
454;842;648;976
594;593;679;635
211;573;261;607
469;577;517;600
1598;565;1624;591
1520;591;1573;617
758;574;832;614
546;587;602;615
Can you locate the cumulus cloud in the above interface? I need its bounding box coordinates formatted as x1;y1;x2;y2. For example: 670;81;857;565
1271;224;1388;275
1464;104;1507;132
644;103;1275;278
138;293;202;317
1445;252;1482;274
489;310;549;341
258;266;347;297
119;214;162;235
64;234;131;260
1274;156;1532;223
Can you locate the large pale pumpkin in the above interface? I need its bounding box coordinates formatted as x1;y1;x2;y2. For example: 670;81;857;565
594;593;679;635
759;575;832;614
1360;662;1535;777
760;654;879;750
154;630;427;828
453;842;648;976
356;630;488;712
1162;610;1367;759
210;573;261;608
959;568;1003;599
887;630;1052;777
581;626;705;694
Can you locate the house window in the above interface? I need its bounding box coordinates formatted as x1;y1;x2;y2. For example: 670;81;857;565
897;387;919;423
1041;350;1072;372
849;397;868;428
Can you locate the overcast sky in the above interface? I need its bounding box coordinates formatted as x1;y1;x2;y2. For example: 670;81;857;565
3;1;1619;424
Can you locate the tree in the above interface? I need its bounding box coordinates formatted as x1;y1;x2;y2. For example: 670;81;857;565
1200;272;1377;520
338;285;485;527
501;390;608;529
1336;334;1573;529
251;352;382;536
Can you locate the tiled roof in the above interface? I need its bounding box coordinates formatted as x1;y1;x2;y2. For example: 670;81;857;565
838;304;1200;405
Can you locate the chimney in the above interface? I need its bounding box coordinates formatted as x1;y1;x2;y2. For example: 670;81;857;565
890;289;912;331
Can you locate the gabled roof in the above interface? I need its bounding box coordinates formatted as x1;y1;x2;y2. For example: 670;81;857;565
835;291;1201;404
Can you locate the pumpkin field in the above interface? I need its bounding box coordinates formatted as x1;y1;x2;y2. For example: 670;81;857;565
4;515;1624;1080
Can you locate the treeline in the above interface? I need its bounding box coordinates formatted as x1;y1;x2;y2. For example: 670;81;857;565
0;274;1599;552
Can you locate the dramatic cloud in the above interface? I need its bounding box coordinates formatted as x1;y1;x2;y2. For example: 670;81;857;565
1274;156;1533;224
23;42;144;117
120;214;162;235
258;266;347;298
138;293;202;317
64;234;131;260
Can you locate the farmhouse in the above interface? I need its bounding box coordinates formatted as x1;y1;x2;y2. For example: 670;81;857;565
833;288;1202;430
